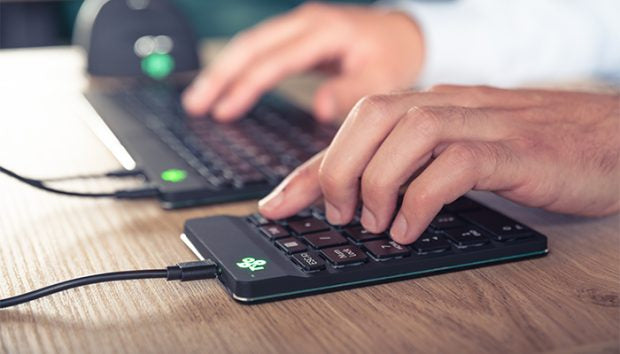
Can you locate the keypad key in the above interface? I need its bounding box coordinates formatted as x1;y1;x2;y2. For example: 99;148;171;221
444;197;481;212
276;238;307;254
344;226;387;243
364;240;411;260
288;218;330;235
411;234;451;253
459;210;533;241
303;231;348;249
291;252;326;271
247;213;271;226
321;245;367;266
430;212;464;230
259;224;289;240
443;227;489;247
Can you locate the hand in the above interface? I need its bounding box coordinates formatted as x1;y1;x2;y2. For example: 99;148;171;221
182;2;424;122
258;86;620;244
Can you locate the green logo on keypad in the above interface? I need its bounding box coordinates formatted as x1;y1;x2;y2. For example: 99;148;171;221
236;257;267;272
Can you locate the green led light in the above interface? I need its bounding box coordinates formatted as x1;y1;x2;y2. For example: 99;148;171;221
161;168;187;183
141;53;175;80
236;257;267;272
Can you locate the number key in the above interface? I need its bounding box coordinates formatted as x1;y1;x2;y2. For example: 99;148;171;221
364;240;411;260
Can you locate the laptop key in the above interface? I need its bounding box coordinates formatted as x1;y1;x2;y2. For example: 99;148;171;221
233;172;268;187
321;245;368;267
276;238;307;254
288;218;330;235
364;240;411;260
291;252;326;271
303;231;348;249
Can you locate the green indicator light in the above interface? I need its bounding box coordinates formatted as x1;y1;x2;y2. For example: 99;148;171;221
161;168;187;183
141;53;175;80
236;257;267;272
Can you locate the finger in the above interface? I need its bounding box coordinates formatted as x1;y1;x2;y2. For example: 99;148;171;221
258;151;325;219
318;94;407;225
360;106;511;233
182;12;309;116
390;142;513;244
427;84;550;107
212;30;341;121
318;91;499;226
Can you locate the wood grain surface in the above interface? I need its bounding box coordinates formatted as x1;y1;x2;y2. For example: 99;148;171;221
0;47;619;354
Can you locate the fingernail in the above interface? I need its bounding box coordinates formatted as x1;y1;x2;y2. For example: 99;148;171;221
361;206;377;231
390;213;408;242
258;188;284;211
325;201;343;225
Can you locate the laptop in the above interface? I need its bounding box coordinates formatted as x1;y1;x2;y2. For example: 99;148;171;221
82;82;336;208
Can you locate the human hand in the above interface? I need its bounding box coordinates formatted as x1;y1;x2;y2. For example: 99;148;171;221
182;2;423;122
258;86;620;244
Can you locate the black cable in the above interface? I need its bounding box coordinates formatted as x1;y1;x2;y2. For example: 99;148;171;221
0;165;159;199
40;168;145;182
0;260;218;309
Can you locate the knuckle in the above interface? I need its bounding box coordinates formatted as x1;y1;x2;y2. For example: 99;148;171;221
427;84;459;93
403;106;443;138
351;94;393;124
445;143;480;167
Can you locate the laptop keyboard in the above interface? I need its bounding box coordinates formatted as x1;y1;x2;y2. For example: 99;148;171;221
246;197;538;271
110;85;336;190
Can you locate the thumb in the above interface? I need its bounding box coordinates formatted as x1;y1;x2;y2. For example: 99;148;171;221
313;75;373;122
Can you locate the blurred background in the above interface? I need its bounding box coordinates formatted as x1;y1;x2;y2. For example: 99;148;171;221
0;0;372;48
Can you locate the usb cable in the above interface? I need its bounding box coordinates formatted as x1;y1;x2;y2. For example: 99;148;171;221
0;260;218;309
0;165;159;200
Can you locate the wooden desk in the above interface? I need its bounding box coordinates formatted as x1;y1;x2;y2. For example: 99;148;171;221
0;47;618;354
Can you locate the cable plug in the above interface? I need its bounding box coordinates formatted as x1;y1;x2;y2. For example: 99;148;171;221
166;260;219;281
